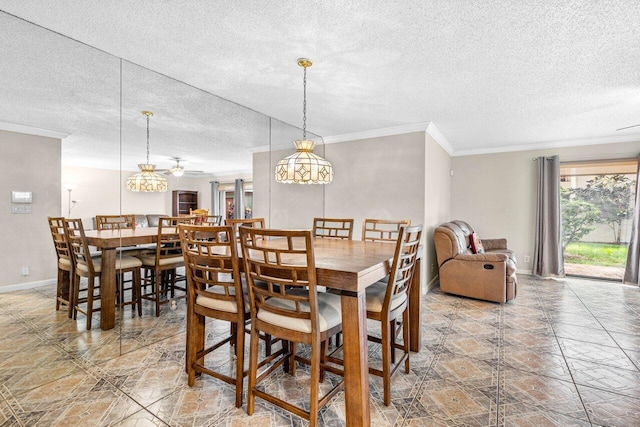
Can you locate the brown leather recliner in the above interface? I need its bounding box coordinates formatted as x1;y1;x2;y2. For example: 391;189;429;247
434;220;517;303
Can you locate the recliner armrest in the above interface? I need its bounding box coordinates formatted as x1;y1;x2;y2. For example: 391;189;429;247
455;253;508;262
481;238;507;251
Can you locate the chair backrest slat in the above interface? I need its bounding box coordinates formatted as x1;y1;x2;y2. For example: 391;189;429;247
48;216;72;262
178;224;244;310
240;227;319;327
96;214;135;230
312;217;354;240
362;218;411;242
63;218;95;275
384;225;422;310
155;216;196;262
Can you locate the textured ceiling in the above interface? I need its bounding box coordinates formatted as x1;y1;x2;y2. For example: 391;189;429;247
1;1;639;174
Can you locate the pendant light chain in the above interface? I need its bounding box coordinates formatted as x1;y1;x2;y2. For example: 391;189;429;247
302;64;307;140
146;113;150;164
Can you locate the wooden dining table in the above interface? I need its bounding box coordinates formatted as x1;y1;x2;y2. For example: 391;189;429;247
84;228;422;426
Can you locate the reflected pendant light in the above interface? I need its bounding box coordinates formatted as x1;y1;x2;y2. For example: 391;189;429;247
126;111;168;192
275;58;333;184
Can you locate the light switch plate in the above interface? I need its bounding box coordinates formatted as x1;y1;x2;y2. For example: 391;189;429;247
12;205;32;214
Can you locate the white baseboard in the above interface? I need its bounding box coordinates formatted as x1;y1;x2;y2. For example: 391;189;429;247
424;275;439;293
517;269;533;275
0;278;56;293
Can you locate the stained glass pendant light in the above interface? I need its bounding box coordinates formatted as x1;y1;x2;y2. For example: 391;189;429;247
126;111;168;192
275;58;333;184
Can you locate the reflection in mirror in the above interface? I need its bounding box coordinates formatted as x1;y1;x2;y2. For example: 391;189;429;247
0;10;326;362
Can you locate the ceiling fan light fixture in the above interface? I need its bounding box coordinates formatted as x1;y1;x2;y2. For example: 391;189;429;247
275;58;333;185
171;165;185;177
126;111;168;192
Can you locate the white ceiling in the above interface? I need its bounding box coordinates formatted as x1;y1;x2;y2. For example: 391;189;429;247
1;1;639;175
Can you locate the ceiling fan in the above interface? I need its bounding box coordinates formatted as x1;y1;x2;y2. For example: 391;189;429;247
156;158;204;177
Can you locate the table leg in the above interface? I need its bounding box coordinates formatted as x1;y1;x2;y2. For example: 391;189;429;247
100;248;116;330
409;258;422;352
340;290;370;427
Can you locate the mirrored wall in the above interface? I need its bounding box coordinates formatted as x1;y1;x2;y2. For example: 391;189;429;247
0;10;327;348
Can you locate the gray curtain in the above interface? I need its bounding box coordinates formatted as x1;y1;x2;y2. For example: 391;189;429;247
210;181;220;217
624;154;640;285
532;155;564;277
234;179;244;219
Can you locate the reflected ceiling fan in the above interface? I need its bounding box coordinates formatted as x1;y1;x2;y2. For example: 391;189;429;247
156;158;204;177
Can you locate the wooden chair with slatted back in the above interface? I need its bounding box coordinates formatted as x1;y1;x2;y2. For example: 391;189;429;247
48;217;74;317
64;218;143;330
204;215;223;226
189;208;209;224
312;217;354;240
95;214;136;230
138;216;196;316
179;224;248;407
362;218;411;242
225;217;265;242
364;224;422;405
240;227;344;426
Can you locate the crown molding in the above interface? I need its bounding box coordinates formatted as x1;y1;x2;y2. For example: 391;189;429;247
426;122;455;155
322;122;430;144
453;133;640;157
0;121;69;139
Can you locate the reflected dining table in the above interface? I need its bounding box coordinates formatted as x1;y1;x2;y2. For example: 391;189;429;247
84;227;160;330
85;229;422;426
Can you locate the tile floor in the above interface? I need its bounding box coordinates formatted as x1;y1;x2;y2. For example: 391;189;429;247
1;275;639;426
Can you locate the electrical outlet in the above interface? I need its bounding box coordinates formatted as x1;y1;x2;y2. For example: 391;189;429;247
430;263;435;273
21;266;29;276
523;255;530;263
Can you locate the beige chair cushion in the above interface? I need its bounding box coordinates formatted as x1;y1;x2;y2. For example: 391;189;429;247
196;284;249;314
258;292;342;333
139;254;184;267
365;282;407;313
58;258;72;271
77;255;142;274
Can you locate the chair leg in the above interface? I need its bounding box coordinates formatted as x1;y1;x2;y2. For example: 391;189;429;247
309;338;320;427
86;277;94;331
234;320;244;408
381;317;391;406
403;309;410;373
247;324;260;415
390;319;397;364
134;269;142;316
187;312;205;386
154;269;161;317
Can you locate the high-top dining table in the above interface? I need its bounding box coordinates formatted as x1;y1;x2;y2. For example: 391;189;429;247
85;228;422;427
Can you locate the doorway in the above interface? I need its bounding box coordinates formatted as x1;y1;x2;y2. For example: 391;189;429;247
560;159;637;281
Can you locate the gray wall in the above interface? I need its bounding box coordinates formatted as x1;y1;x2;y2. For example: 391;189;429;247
451;140;640;273
0;130;61;288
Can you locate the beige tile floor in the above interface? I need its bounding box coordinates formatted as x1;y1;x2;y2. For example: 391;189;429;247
1;275;639;426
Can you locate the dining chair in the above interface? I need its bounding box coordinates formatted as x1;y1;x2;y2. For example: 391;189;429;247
47;217;74;317
364;224;422;405
362;218;411;242
178;224;249;407
312;217;354;240
64;218;143;330
139;216;196;316
203;215;223;225
225;217;265;239
240;227;344;427
189;208;209;224
95;214;136;230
